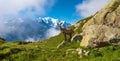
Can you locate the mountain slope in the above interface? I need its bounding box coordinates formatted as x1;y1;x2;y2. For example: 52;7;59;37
1;27;120;61
0;0;120;61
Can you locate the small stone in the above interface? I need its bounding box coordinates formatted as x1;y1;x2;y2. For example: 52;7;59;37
84;51;90;56
76;48;83;55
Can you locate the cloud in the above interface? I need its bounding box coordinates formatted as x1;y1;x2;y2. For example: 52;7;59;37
45;28;60;38
76;0;110;17
0;0;55;18
0;18;14;36
0;17;65;42
25;37;37;42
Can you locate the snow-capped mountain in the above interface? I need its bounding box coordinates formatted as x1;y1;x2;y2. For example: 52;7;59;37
0;17;71;42
37;17;71;28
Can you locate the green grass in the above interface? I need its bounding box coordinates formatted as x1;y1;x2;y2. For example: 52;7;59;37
81;46;120;61
0;33;120;61
0;33;81;61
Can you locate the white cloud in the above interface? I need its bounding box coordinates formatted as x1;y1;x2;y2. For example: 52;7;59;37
0;17;63;41
76;0;110;17
0;0;55;17
45;28;60;38
25;37;36;42
0;18;15;36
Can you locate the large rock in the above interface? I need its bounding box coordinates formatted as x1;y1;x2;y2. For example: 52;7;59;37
81;25;120;47
80;0;120;48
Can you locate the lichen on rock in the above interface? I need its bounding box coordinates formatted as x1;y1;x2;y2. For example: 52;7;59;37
80;0;120;48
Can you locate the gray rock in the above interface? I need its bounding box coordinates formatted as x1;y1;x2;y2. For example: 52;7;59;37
84;51;90;56
81;25;120;48
76;48;83;55
80;0;120;48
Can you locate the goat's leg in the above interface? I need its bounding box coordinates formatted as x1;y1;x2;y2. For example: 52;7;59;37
64;34;67;41
68;34;72;42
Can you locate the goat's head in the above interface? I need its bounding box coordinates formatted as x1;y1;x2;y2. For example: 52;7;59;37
58;22;63;31
58;22;63;27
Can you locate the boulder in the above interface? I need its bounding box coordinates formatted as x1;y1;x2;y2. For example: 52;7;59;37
81;25;120;48
80;0;120;48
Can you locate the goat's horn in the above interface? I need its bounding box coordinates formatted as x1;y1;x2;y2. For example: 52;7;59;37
60;22;63;25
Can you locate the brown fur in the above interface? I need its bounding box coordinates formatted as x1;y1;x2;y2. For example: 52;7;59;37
58;23;74;41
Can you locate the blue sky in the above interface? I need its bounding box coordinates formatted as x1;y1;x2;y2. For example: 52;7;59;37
46;0;82;23
0;0;110;24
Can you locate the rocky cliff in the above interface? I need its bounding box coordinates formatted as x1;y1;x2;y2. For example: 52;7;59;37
80;0;120;48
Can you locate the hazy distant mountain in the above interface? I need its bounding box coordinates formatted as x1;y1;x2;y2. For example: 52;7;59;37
0;17;71;42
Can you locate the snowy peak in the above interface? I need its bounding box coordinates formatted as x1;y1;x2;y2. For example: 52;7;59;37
37;17;71;28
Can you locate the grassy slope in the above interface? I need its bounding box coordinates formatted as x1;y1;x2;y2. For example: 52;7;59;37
0;34;81;61
0;16;120;61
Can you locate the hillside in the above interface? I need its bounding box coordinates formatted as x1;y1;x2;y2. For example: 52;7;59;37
0;34;81;61
0;17;120;61
0;0;120;61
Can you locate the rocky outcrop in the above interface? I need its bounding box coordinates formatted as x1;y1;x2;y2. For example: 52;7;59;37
81;25;120;47
80;0;120;48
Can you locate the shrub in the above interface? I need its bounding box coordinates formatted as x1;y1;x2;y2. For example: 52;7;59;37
0;37;6;44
